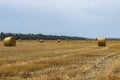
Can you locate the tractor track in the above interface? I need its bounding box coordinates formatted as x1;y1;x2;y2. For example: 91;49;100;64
81;52;120;80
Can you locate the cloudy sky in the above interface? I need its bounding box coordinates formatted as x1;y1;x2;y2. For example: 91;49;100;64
0;0;120;38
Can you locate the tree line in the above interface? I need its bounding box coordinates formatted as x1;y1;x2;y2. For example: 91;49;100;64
0;32;88;40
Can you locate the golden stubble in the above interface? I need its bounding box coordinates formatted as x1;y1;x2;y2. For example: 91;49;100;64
0;40;120;80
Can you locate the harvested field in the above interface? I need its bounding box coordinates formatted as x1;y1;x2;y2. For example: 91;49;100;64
0;40;120;80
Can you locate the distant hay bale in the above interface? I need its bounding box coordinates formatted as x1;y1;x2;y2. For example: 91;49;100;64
25;39;28;41
98;37;106;46
29;39;32;41
4;37;16;46
66;39;69;41
18;39;22;42
36;39;39;42
40;39;44;43
57;39;61;43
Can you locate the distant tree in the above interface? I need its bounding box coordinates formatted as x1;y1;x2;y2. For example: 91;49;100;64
0;32;90;40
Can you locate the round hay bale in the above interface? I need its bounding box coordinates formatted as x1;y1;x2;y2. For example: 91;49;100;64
29;39;32;41
18;39;22;42
40;39;44;43
4;37;16;46
57;39;61;43
98;37;106;46
66;39;69;41
36;39;39;42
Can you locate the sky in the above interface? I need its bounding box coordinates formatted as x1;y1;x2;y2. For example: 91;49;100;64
0;0;120;38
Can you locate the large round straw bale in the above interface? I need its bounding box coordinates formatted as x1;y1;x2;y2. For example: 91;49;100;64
57;39;61;43
98;37;106;46
40;39;44;43
4;37;16;46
